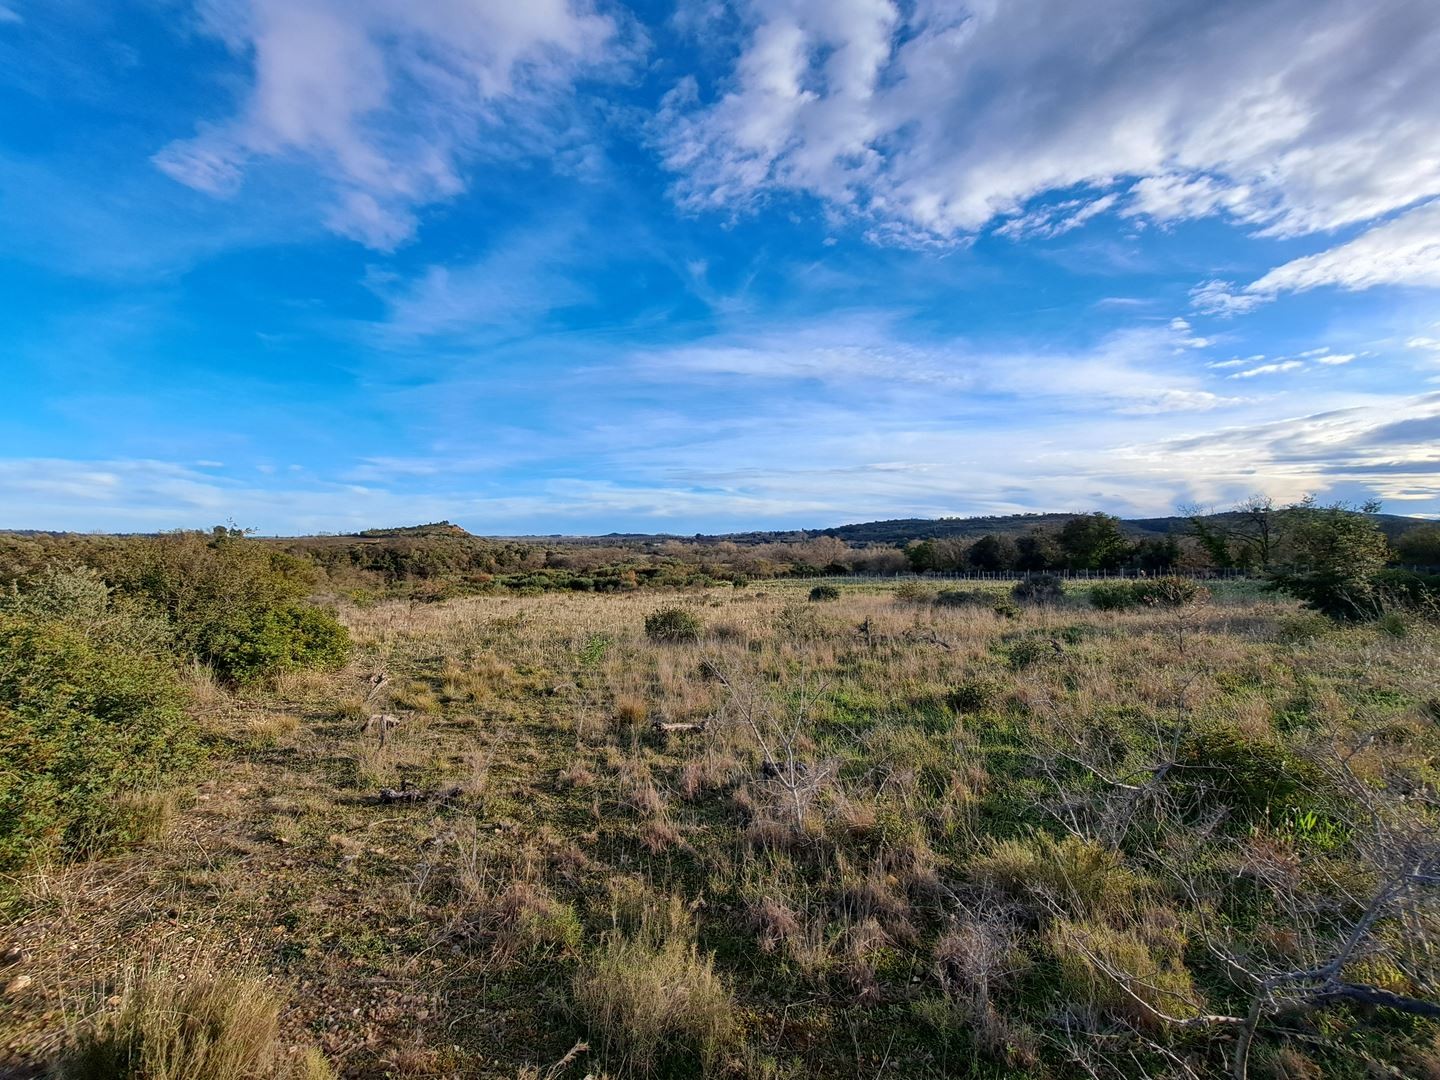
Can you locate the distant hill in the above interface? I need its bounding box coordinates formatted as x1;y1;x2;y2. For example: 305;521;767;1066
353;521;473;539
3;512;1428;549
685;509;1433;547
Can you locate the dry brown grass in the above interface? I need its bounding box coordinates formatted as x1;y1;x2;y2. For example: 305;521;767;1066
572;913;737;1074
5;580;1436;1078
61;961;332;1080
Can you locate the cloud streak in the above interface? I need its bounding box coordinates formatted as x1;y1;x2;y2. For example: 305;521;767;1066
1194;200;1440;312
155;0;622;248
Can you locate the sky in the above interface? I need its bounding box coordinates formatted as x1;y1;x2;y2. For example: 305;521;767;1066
2;0;1439;535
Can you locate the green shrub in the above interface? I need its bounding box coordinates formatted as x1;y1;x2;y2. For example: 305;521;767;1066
102;530;349;683
970;834;1144;916
1172;726;1325;825
1005;636;1052;669
1131;576;1209;607
933;588;991;608
1373;569;1440;614
1266;503;1391;619
893;581;935;604
1049;918;1204;1025
1091;577;1208;611
645;607;703;643
1012;574;1065;604
808;584;841;602
947;677;1000;713
0;609;198;871
1275;612;1333;643
193;601;350;684
1088;583;1137;611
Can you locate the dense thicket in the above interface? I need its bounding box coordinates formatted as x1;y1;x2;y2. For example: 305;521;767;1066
0;569;198;870
0;531;353;872
101;529;350;683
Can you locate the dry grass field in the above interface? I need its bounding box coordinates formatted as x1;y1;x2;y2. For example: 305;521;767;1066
3;581;1438;1079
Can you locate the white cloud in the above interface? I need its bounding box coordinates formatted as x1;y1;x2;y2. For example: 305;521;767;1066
1194;200;1440;312
155;0;620;249
1314;352;1355;365
367;220;592;341
1189;279;1261;315
1246;201;1440;295
659;1;1440;243
1146;394;1440;507
994;193;1119;240
0;4;23;24
1230;361;1304;378
14;389;1436;532
628;315;1239;416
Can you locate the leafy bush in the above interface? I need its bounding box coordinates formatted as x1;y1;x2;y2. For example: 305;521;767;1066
1266;503;1391;619
1395;524;1440;565
809;584;841;602
103;530;350;683
62;963;334;1080
1172;726;1325;825
893;581;936;604
1005;636;1052;669
933;588;991;607
1275;612;1333;643
645;607;703;643
991;597;1020;619
1132;576;1208;607
947;677;1000;713
194;600;350;684
1088;582;1138;611
1011;574;1065;604
1090;577;1209;611
1373;569;1440;614
0;592;199;871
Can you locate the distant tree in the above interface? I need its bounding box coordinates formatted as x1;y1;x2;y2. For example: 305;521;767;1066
1266;499;1391;619
1395;524;1440;566
1015;530;1063;571
1133;536;1180;572
966;534;1018;571
1058;513;1129;570
905;539;939;572
1184;495;1281;570
932;538;972;571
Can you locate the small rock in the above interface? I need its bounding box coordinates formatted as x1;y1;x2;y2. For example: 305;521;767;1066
6;974;34;996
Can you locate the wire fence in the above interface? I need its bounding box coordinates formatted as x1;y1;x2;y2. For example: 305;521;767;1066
802;568;1249;583
797;565;1438;584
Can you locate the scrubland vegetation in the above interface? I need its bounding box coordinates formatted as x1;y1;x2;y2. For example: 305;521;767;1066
1;506;1438;1078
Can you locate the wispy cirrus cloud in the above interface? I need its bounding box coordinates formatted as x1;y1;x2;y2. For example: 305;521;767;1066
10;384;1435;534
1230;360;1304;379
1193;200;1440;313
628;314;1240;416
155;0;626;249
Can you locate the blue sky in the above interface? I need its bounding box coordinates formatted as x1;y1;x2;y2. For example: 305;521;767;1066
3;0;1439;535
